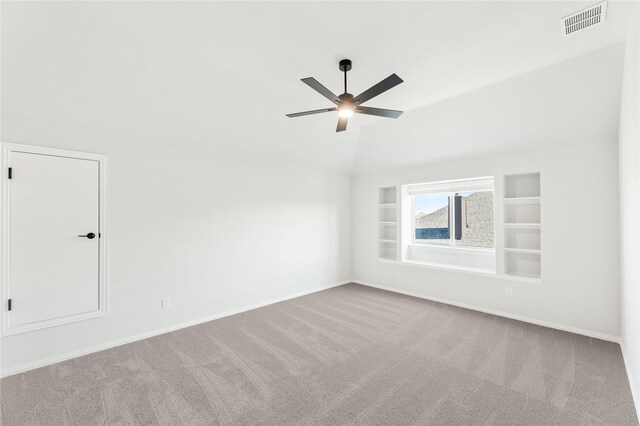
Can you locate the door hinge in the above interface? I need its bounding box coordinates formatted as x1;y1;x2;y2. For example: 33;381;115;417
7;299;12;311
8;167;12;179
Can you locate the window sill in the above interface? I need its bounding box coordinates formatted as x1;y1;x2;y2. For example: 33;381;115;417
378;258;542;284
408;244;495;271
404;259;495;274
410;243;495;254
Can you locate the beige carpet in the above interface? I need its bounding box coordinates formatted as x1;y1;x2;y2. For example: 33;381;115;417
1;283;637;425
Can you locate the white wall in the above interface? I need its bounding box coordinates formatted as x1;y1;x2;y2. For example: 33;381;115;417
352;45;625;338
0;118;351;374
619;3;640;408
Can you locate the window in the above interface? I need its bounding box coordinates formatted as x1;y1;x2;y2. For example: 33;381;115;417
414;193;450;244
410;178;495;250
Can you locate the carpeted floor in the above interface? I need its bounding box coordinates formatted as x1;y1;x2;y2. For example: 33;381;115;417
1;283;637;425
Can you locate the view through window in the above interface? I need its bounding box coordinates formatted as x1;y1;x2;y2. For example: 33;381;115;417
413;188;494;249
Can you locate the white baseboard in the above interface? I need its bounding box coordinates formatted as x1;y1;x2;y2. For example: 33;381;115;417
621;343;640;424
0;280;351;378
352;280;621;343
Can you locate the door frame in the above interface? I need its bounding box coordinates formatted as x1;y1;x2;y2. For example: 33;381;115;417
1;142;108;336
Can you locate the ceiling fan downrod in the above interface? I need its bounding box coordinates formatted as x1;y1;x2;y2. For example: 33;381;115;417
339;59;352;94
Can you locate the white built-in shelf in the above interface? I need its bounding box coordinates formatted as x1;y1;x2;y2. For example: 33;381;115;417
503;173;541;279
505;271;541;280
504;172;540;199
504;247;541;254
504;223;541;229
504;197;541;205
379;256;396;261
379;186;399;261
379;186;397;204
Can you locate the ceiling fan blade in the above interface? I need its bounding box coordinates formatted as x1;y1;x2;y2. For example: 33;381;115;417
301;77;340;104
336;116;348;132
353;73;403;105
286;107;337;118
356;106;403;119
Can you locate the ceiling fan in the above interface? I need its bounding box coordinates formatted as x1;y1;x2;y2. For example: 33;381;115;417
286;59;404;132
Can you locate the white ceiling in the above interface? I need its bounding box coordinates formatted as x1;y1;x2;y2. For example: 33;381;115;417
353;43;626;173
1;1;636;172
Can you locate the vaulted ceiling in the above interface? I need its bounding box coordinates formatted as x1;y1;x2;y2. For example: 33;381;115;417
2;1;636;172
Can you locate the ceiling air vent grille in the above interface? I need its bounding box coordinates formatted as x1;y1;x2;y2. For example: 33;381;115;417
562;1;607;36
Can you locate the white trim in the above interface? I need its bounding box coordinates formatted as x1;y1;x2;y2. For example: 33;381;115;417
503;197;541;205
1;142;109;336
0;279;351;378
621;343;640;424
504;223;541;229
504;247;541;254
406;176;494;195
352;279;621;343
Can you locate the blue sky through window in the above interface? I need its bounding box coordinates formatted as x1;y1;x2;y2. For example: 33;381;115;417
415;193;449;214
415;192;477;214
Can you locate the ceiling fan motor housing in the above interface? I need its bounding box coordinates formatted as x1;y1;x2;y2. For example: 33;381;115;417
339;59;352;72
339;93;354;102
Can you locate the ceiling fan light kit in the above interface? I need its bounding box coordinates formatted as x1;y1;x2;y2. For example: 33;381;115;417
286;59;404;132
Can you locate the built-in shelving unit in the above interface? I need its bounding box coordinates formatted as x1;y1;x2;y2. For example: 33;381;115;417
503;247;541;254
503;197;541;205
504;223;541;229
378;186;399;261
503;173;541;279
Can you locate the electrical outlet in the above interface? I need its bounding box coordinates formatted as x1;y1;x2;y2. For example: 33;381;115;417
161;298;171;309
505;287;513;297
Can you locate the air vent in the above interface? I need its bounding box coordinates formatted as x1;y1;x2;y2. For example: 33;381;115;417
561;1;607;36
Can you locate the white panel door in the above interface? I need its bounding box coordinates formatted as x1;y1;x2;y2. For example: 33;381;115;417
8;152;100;327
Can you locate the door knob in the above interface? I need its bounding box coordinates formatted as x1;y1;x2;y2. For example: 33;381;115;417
78;233;96;239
